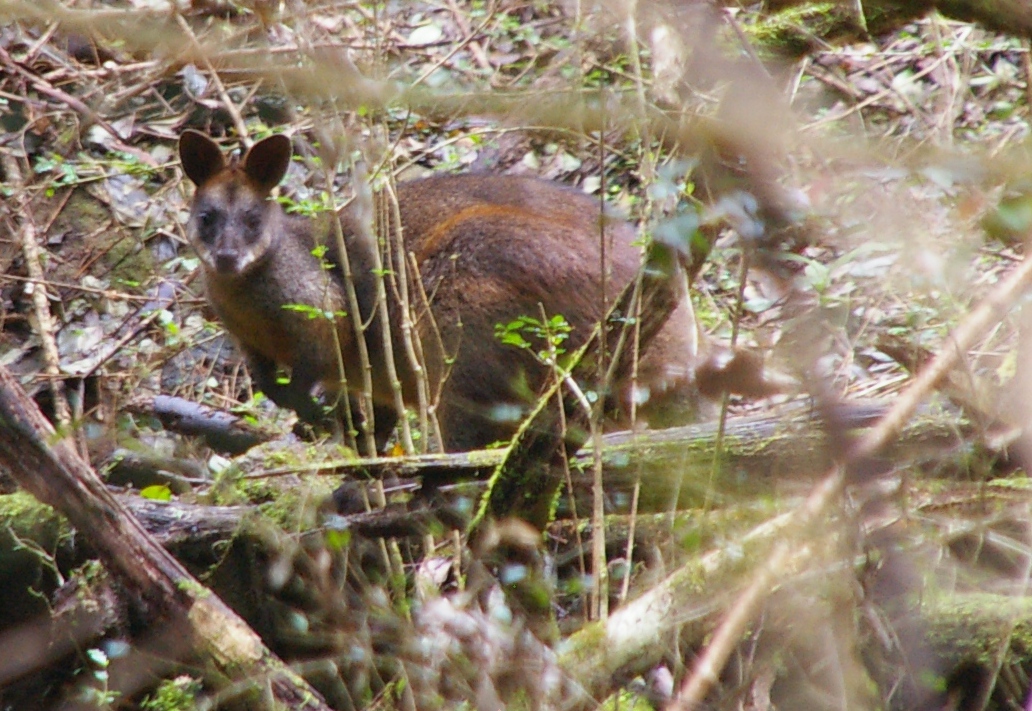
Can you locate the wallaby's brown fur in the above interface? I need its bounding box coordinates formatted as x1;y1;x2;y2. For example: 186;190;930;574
179;130;703;452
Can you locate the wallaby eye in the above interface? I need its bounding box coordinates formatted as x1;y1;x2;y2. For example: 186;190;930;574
242;209;263;233
196;209;220;243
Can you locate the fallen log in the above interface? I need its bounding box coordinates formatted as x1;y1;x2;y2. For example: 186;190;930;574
322;401;974;512
126;394;275;455
0;363;333;709
558;478;1032;707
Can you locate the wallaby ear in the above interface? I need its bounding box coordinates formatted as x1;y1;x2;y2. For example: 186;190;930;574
242;133;292;192
178;130;226;187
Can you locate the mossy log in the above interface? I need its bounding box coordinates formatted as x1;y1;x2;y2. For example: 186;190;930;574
752;0;1032;56
0;363;333;710
328;400;974;513
558;479;1032;708
126;394;275;455
581;402;974;510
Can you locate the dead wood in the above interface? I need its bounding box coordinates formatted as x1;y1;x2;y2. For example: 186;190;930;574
587;402;978;508
122;494;449;544
0;363;332;709
756;0;1032;48
326;400;973;513
126;394;275;455
104;449;207;493
558;480;1032;706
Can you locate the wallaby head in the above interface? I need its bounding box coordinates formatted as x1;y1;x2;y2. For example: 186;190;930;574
179;130;293;276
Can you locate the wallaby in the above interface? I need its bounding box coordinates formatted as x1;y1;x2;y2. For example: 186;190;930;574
178;130;707;453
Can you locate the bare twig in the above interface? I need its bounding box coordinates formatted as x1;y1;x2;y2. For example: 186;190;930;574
174;13;251;143
412;0;496;87
0;154;73;437
0;43;156;165
377;179;416;453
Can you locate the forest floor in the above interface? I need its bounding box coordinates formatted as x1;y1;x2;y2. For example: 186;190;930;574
1;1;1032;709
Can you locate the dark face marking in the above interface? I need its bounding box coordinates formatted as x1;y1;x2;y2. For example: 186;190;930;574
188;174;277;276
241;206;265;241
196;204;223;245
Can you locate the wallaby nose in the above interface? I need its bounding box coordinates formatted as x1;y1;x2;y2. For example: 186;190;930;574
214;251;241;274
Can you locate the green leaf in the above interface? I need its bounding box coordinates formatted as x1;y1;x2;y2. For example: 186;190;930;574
325;529;351;550
140;485;173;502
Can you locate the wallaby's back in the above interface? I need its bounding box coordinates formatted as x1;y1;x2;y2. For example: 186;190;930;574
391;174;698;449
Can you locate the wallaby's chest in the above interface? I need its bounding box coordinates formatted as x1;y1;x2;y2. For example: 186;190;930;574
204;267;338;369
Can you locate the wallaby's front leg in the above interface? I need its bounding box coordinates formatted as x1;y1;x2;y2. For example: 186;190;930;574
245;351;327;427
336;394;399;456
370;402;399;454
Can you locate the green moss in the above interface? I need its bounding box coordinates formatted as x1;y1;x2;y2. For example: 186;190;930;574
0;492;77;620
104;230;154;286
177;579;210;598
561;619;609;664
204;464;252;508
989;476;1032;491
0;491;72;575
140;676;203;711
923;593;1032;668
257;474;335;530
601;688;656;711
67;560;110;602
45;189;155;287
201;439;339;531
746;3;866;59
55;191;108;235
